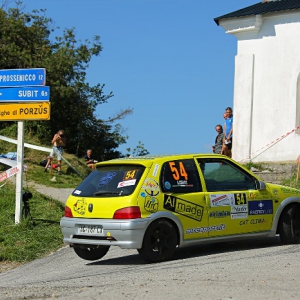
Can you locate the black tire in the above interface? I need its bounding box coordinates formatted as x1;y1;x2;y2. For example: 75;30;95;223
138;219;177;263
73;245;110;261
279;204;300;244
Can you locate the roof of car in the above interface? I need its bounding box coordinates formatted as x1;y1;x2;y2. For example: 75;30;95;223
214;0;300;25
111;154;203;161
100;153;226;164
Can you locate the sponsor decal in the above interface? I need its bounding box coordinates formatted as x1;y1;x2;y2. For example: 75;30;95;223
272;189;280;200
142;178;160;196
249;193;255;199
152;164;159;177
73;198;87;215
173;180;194;188
240;218;265;226
210;194;235;207
231;205;248;213
186;224;225;234
231;204;248;219
249;200;273;215
231;213;248;219
123;170;138;181
117;179;136;188
234;193;247;205
164;195;203;221
209;211;230;218
98;171;117;187
144;196;159;213
164;181;171;190
280;187;300;195
74;189;81;195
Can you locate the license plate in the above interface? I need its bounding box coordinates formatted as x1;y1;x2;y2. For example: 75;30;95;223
77;225;103;235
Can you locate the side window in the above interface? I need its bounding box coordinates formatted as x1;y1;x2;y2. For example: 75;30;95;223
161;159;202;193
197;159;256;192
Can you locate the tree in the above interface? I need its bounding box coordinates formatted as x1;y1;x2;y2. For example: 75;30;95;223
0;2;132;160
126;141;150;157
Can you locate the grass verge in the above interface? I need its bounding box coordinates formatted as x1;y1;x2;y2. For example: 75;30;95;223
0;182;65;263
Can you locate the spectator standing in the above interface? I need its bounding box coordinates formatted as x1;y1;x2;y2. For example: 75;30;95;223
223;107;233;158
44;130;66;175
84;149;97;170
212;124;225;154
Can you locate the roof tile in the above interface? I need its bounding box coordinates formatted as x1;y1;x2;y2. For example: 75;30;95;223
214;0;300;25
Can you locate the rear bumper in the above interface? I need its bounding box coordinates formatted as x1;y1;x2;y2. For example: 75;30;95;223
60;217;150;249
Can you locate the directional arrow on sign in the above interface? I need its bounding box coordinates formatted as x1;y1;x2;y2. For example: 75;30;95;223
0;86;50;102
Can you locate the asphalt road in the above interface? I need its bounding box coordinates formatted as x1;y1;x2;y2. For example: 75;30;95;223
26;181;74;204
2;181;299;299
0;236;299;299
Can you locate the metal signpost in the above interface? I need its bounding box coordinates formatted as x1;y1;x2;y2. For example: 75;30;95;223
0;68;50;224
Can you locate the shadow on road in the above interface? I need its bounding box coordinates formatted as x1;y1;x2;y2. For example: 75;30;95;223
173;236;282;260
86;236;283;266
87;253;145;266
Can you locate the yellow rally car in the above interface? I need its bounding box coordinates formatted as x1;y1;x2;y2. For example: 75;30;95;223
60;154;300;263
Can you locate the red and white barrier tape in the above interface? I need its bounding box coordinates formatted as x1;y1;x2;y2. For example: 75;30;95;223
239;126;300;162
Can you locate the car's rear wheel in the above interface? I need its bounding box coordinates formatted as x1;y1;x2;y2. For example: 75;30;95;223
279;204;300;244
138;219;177;263
73;245;110;261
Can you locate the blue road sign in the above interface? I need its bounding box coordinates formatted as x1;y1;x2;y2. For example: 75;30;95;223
0;68;46;87
0;86;50;101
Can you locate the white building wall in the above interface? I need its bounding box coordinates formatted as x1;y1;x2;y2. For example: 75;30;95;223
232;54;254;162
220;11;300;163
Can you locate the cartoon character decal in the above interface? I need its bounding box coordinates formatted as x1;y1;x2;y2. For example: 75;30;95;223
74;198;87;215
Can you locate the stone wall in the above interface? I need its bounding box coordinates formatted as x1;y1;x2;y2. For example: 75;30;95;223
249;163;297;184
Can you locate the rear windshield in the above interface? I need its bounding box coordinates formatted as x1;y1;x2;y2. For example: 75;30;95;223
72;165;145;197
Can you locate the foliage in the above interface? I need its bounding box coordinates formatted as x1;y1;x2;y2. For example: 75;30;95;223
280;174;300;190
243;162;273;172
0;2;133;160
126;141;150;157
244;162;263;171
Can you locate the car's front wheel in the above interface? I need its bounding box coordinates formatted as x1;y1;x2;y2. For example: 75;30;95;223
138;219;178;263
279;204;300;244
73;245;110;261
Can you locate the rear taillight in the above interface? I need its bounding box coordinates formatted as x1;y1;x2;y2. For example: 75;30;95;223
113;206;141;219
64;206;73;218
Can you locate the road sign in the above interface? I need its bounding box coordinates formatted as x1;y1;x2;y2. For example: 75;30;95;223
0;86;50;102
0;102;50;120
0;68;46;87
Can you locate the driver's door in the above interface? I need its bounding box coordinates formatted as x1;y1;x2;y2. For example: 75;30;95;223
197;158;274;237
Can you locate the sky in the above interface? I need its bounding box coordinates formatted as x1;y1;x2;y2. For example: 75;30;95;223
17;0;257;156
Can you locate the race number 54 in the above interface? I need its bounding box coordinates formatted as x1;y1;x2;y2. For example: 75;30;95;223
169;161;188;181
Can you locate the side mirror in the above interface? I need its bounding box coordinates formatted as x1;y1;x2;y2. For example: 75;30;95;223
257;181;266;191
